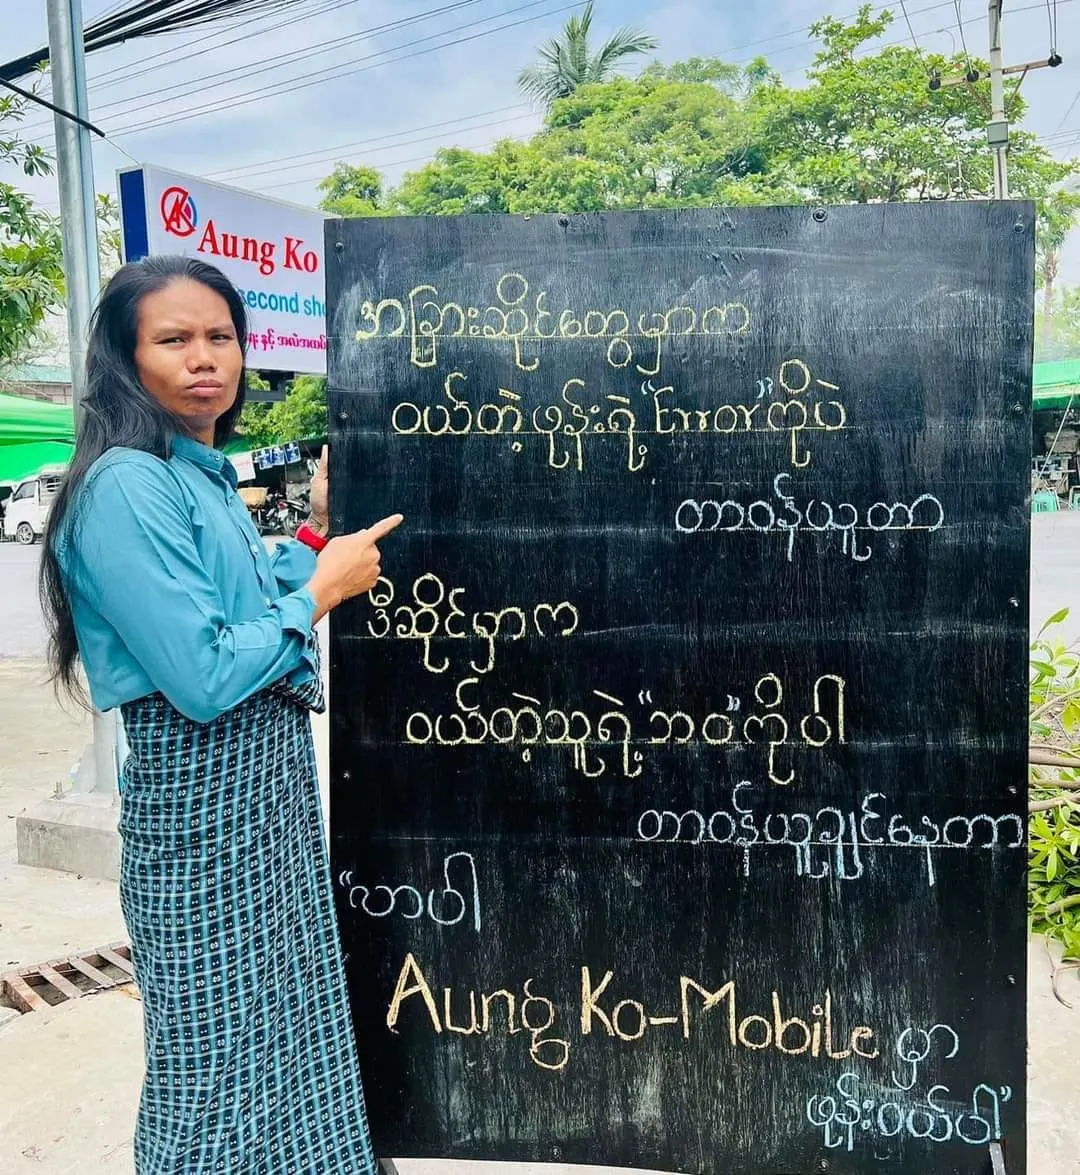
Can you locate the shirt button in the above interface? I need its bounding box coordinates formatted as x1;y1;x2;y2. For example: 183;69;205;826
265;597;272;607
250;543;259;555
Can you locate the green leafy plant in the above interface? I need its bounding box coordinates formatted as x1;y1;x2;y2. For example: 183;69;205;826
1028;609;1080;971
238;375;327;448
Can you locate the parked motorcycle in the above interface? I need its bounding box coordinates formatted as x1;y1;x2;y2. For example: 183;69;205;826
239;485;310;537
260;490;307;537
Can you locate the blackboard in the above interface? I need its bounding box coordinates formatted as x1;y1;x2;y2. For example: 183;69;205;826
325;203;1033;1175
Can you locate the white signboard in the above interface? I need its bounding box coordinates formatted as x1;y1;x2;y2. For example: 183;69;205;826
118;164;327;374
227;451;256;483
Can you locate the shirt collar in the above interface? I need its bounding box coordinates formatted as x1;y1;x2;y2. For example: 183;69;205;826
170;434;237;489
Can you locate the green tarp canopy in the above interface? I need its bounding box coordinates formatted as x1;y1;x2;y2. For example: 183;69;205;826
0;393;76;485
1033;359;1080;411
0;392;75;445
0;440;74;485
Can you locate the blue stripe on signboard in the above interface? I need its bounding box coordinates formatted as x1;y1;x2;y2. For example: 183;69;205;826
118;169;148;262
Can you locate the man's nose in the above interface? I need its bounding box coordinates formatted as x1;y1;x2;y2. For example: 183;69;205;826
187;337;217;369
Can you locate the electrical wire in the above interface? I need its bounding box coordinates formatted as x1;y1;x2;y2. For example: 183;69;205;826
124;0;1080;186
208;103;532;179
46;0;496;125
1052;93;1080;134
83;0;355;91
952;0;973;67
235;112;540;187
899;0;923;49
257;135;524;193
27;0;968;148
0;0;301;81
102;0;582;138
17;0;448;135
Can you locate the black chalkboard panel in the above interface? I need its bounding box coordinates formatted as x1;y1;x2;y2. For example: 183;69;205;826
325;204;1032;1175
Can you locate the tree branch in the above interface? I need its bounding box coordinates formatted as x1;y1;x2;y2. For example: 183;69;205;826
1031;746;1080;768
1045;893;1080;917
1030;793;1080;812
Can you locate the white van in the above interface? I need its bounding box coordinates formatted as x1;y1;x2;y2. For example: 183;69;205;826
1;468;64;545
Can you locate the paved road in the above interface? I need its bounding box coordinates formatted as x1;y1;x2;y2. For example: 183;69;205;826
4;515;1080;658
0;542;47;661
1030;513;1080;646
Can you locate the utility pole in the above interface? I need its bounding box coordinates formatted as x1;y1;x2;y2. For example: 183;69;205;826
46;0;119;798
930;0;1062;199
988;0;1009;199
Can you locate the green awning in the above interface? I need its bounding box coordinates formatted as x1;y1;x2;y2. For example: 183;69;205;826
0;392;75;445
1033;359;1080;411
0;441;73;485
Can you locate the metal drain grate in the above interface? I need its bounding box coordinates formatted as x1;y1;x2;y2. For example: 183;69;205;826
1;943;134;1013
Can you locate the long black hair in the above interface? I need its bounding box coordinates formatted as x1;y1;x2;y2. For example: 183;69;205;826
41;255;249;703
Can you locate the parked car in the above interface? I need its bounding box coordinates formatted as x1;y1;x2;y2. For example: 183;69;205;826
1;468;65;545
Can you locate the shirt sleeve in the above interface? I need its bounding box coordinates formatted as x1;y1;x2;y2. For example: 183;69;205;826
68;456;319;724
268;538;319;593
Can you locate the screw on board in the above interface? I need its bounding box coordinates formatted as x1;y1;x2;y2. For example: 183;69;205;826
335;241;344;254
1010;402;1025;416
343;770;351;782
558;215;570;227
812;207;828;223
338;411;349;424
1013;218;1026;234
1008;597;1020;608
817;1160;830;1172
1006;974;1016;985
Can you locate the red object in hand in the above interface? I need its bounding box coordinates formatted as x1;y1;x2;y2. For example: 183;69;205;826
296;522;329;552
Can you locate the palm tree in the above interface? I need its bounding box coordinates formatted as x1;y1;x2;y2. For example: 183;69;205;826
517;2;658;108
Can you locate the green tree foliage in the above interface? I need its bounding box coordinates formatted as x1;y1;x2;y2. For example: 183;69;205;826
97;193;123;280
239;375;328;447
317;163;386;217
1036;189;1080;353
0;82;64;370
1029;611;1080;964
328;7;1076;250
1037;284;1080;361
516;1;658;108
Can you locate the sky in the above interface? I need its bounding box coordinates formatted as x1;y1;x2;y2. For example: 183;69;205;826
1;0;1079;349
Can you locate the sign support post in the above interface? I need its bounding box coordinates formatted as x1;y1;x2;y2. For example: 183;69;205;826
46;0;119;797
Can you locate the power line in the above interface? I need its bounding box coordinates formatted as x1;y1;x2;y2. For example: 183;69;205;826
81;0;349;89
28;0;966;150
952;0;973;66
18;0;451;136
1047;0;1060;54
102;0;582;138
229;112;540;187
1054;91;1080;134
898;0;924;49
0;0;300;81
208;103;533;179
55;0;496;124
258;134;523;193
23;0;1077;193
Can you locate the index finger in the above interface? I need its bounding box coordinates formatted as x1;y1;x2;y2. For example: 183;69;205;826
363;513;404;542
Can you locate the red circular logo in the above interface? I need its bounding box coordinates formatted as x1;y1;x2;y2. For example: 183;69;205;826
160;186;198;237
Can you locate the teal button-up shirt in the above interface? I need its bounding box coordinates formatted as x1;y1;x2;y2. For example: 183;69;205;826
57;434;320;724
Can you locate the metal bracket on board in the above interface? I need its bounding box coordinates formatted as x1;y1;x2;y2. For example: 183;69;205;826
989;1140;1007;1175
